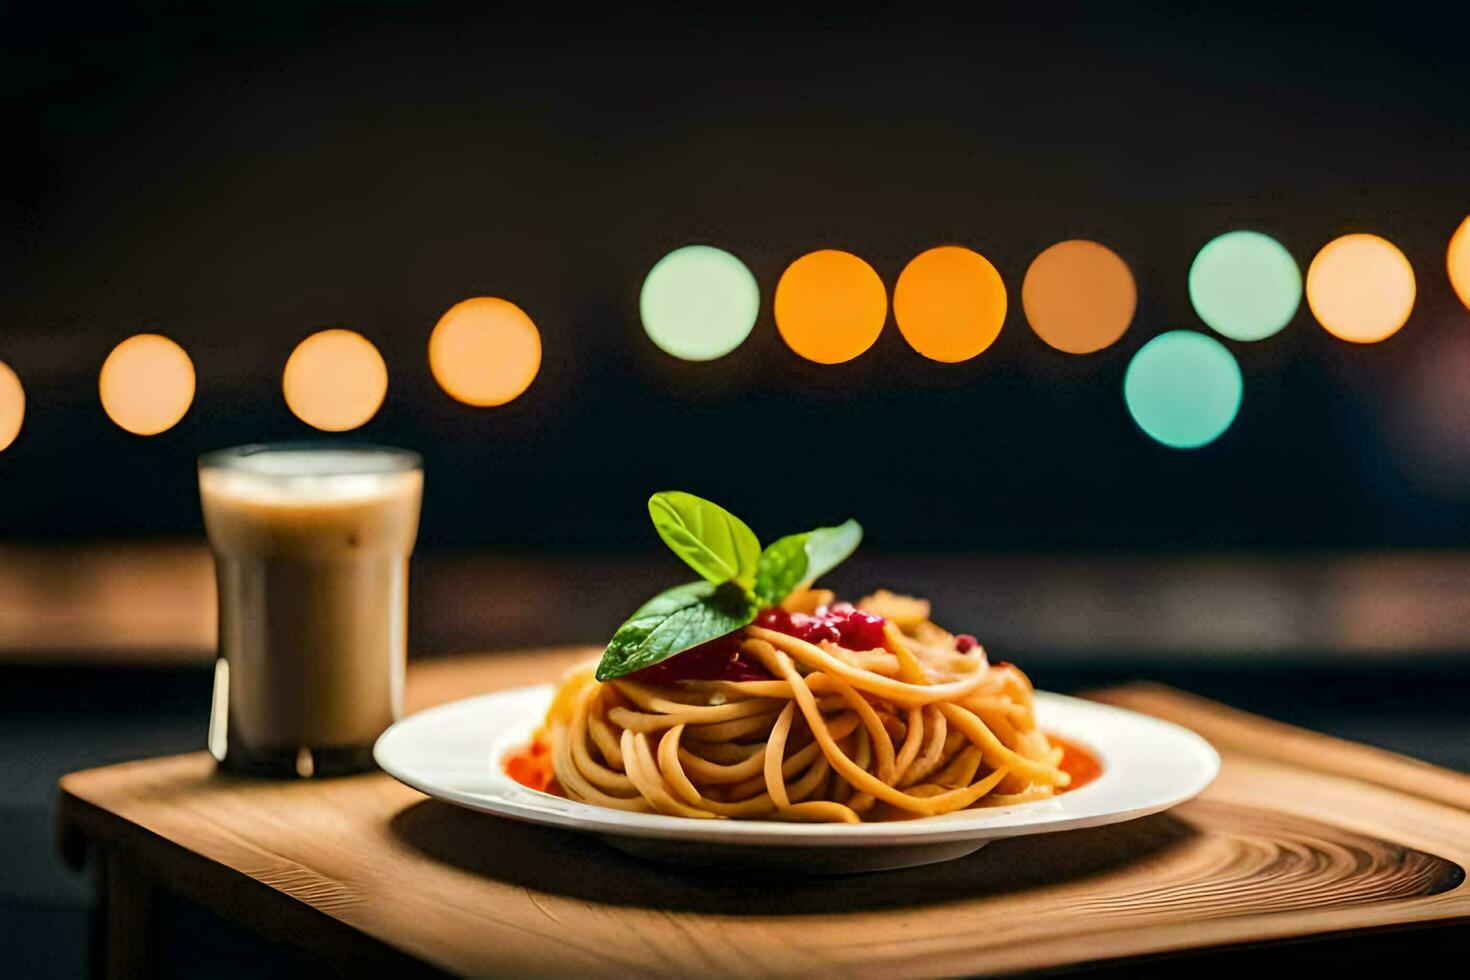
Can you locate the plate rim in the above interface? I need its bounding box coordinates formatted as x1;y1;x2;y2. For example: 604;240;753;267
375;684;1220;848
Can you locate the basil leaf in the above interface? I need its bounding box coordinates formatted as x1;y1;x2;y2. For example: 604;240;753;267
753;534;808;607
753;519;863;607
802;519;863;583
647;491;762;589
594;581;759;681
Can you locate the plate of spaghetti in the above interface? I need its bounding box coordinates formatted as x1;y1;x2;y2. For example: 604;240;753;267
377;492;1218;872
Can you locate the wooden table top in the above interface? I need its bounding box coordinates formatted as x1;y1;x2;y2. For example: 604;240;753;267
59;648;1470;977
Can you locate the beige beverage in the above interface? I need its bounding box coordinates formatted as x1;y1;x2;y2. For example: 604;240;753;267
199;444;422;777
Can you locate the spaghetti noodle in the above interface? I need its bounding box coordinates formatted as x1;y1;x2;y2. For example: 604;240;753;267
515;590;1071;823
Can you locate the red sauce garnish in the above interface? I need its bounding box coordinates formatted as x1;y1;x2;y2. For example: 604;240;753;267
629;603;891;685
756;603;888;651
504;737;555;792
954;634;979;653
1048;733;1103;792
629;631;773;683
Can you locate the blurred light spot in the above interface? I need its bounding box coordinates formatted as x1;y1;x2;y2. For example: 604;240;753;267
1021;240;1135;354
429;297;542;406
1449;216;1470;309
1188;230;1300;342
1124;331;1242;449
1306;233;1415;343
774;250;887;364
0;360;23;452
640;245;759;361
99;334;196;436
893;246;1006;362
283;329;387;431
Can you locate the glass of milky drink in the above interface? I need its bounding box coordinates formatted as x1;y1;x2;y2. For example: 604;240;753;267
198;443;423;777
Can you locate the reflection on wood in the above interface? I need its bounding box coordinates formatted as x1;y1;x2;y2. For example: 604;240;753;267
58;653;1470;977
10;544;1470;661
0;543;214;660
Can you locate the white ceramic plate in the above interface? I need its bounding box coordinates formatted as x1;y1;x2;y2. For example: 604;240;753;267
375;684;1219;872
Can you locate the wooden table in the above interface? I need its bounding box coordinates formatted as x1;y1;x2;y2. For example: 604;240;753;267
59;648;1470;977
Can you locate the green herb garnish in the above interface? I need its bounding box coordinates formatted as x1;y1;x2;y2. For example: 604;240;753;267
753;522;863;608
648;491;761;591
595;492;862;681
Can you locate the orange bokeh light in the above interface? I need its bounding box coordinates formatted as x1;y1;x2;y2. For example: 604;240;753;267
282;329;388;431
1449;216;1470;309
0;360;23;452
1306;233;1416;344
98;333;196;435
774;250;887;364
429;297;542;406
893;246;1007;362
1022;240;1136;354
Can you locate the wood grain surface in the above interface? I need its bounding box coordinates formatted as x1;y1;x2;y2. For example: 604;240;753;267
59;649;1470;977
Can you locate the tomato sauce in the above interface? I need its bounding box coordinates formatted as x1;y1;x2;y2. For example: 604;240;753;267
625;604;895;686
504;737;556;793
627;633;771;683
1049;733;1103;792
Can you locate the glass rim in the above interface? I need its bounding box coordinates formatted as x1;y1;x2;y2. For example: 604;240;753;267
198;441;422;476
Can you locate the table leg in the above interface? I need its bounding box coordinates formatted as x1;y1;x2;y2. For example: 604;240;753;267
94;849;157;979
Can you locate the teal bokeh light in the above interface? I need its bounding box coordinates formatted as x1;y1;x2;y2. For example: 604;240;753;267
640;245;760;361
1188;230;1301;342
1124;331;1243;449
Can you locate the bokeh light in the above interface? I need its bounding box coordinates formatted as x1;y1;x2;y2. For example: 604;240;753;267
1124;331;1243;449
98;333;196;436
640;245;760;361
429;297;542;406
283;329;388;431
1021;240;1135;354
1448;215;1470;309
0;360;23;452
774;250;887;364
1306;233;1415;343
1188;230;1300;341
893;246;1006;362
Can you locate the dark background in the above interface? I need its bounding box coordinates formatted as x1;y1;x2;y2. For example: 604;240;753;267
3;2;1469;551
